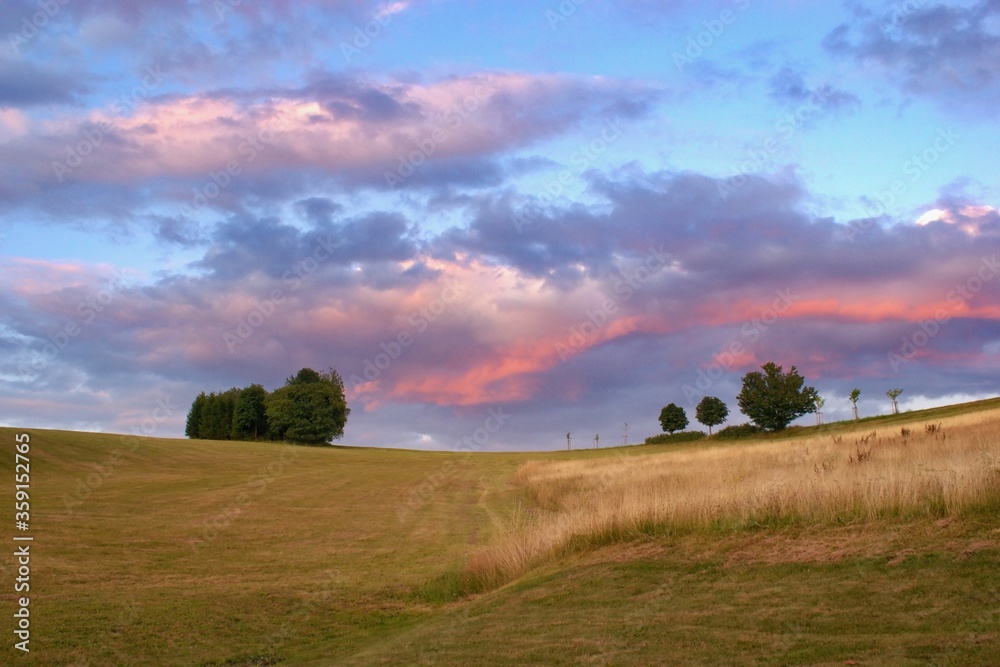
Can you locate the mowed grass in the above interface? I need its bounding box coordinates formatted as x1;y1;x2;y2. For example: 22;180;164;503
0;398;997;665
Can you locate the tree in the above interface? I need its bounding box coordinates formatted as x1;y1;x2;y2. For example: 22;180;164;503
266;367;350;444
887;388;903;415
850;388;861;421
737;362;819;432
695;396;729;435
232;384;268;440
659;403;688;434
198;390;238;440
815;396;826;425
185;392;206;439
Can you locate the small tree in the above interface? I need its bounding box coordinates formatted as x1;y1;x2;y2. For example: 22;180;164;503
887;388;903;415
737;362;819;432
695;396;729;435
659;403;688;434
815;396;825;425
849;388;861;421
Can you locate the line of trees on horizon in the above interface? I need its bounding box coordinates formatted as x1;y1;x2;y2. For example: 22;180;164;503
657;362;912;441
655;362;905;442
185;367;350;445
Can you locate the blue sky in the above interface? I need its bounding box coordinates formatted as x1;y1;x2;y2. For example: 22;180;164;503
2;0;999;449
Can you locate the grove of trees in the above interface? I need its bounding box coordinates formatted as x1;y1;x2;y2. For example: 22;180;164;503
185;367;350;445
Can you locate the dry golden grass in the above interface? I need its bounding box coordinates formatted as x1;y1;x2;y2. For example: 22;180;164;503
465;409;1000;589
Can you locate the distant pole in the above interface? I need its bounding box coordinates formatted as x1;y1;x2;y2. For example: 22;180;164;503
622;422;628;447
594;434;599;449
566;432;571;451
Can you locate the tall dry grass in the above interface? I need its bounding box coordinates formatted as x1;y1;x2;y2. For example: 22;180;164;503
464;410;1000;590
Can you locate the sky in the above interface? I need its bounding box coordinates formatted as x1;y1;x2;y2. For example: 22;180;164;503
2;0;1000;451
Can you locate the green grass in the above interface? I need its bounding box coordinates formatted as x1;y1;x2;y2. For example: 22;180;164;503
0;397;997;665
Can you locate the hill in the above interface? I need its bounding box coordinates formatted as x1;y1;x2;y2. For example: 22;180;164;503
1;398;998;665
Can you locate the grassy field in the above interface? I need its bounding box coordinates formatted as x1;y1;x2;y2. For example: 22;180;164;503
1;398;998;665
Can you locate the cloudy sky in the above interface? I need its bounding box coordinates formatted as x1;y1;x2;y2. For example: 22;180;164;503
2;0;999;450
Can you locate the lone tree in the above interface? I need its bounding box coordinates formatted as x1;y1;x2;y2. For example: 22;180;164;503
695;396;729;435
887;388;903;415
659;403;688;434
266;368;351;444
850;388;861;421
737;362;819;432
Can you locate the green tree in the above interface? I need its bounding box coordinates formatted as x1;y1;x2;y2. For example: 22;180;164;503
658;403;688;434
849;388;861;421
196;388;240;440
736;362;818;432
197;391;227;439
695;396;729;435
266;368;350;444
185;392;206;439
232;384;269;440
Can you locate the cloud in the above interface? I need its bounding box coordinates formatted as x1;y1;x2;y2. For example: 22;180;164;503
824;0;1000;113
193;210;420;280
0;56;88;108
767;67;861;115
0;71;662;224
3;167;999;449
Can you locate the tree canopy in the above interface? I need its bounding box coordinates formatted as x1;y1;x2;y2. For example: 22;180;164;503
266;368;350;444
695;396;729;435
736;362;818;432
659;403;689;434
185;367;349;444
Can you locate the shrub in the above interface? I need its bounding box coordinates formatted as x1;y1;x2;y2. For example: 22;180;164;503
644;431;707;445
714;423;764;440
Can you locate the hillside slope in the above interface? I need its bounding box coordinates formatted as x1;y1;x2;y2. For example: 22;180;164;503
1;399;997;665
